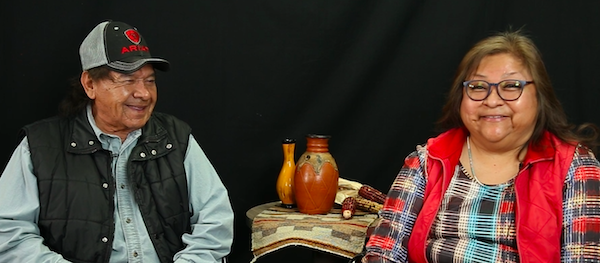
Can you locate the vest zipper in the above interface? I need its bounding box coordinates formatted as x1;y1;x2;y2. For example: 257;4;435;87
422;153;449;263
103;149;116;263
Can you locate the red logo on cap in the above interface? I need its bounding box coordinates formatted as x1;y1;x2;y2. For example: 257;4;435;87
124;29;141;44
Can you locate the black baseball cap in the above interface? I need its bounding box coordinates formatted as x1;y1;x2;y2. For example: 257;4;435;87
79;20;170;73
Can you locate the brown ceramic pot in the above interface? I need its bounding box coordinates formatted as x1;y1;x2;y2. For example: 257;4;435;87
294;134;339;214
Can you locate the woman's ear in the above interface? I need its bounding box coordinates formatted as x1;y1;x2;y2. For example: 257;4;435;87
80;71;96;99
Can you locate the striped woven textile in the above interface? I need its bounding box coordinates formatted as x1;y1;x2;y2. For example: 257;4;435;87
250;205;378;262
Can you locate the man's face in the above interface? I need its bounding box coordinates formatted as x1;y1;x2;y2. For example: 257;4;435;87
82;64;157;139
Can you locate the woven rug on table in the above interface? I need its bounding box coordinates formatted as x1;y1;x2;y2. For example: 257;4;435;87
250;205;378;263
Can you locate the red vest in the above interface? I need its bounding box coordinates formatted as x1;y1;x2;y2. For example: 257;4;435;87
407;128;575;263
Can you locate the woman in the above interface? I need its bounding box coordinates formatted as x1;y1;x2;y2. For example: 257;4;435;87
362;31;600;263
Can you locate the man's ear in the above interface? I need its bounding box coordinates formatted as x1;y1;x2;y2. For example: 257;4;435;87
80;71;96;99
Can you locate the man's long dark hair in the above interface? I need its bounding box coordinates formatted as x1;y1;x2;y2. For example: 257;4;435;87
58;66;110;118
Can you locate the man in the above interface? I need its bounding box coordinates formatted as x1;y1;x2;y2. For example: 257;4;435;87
0;20;234;263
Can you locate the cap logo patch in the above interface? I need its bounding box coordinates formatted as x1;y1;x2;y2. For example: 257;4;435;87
124;29;141;44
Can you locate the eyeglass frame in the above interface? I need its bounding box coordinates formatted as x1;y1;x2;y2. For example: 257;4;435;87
462;79;534;101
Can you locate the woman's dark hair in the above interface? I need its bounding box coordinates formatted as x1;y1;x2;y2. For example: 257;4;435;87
436;30;598;151
58;66;111;118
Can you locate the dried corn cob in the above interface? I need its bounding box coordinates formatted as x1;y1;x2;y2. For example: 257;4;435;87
355;196;383;213
358;185;386;204
341;197;356;219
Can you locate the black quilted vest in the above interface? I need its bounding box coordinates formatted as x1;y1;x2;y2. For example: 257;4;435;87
22;110;192;263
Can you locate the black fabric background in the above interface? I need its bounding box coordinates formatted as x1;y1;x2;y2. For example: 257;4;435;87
1;1;599;262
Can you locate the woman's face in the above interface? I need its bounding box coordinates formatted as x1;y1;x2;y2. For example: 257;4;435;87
460;53;537;149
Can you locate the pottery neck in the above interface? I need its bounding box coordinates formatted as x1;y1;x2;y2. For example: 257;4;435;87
306;137;330;153
282;139;296;162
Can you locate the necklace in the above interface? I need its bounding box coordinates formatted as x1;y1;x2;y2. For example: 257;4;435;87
466;136;520;186
466;136;485;186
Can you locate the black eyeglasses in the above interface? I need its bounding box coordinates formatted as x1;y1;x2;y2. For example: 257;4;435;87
463;80;534;101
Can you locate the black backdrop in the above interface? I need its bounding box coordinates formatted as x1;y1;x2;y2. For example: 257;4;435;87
2;1;599;262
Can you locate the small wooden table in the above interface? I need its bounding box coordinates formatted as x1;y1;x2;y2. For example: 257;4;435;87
246;201;281;228
247;201;378;263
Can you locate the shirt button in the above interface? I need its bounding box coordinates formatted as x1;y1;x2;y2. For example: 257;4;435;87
120;184;125;189
126;218;131;224
101;237;108;243
102;183;109;189
133;251;138;257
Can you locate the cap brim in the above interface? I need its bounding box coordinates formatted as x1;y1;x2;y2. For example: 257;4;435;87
107;58;170;74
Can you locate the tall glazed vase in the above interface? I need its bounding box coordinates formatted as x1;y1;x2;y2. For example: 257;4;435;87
294;134;339;214
276;138;296;208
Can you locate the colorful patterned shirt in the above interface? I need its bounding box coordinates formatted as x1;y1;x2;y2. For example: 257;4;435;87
363;144;600;263
426;165;519;263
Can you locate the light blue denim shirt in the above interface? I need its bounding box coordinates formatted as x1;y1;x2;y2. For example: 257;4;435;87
0;106;234;263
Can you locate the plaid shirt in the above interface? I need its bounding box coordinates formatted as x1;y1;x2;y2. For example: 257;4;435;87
363;143;600;263
426;165;519;262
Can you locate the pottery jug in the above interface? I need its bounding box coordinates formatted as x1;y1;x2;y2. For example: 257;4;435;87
276;138;296;208
294;134;339;214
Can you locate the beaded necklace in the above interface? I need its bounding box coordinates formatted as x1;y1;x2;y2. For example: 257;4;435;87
466;136;485;185
466;136;519;186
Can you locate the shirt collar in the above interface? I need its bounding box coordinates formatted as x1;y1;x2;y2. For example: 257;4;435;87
86;104;142;142
427;127;562;164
